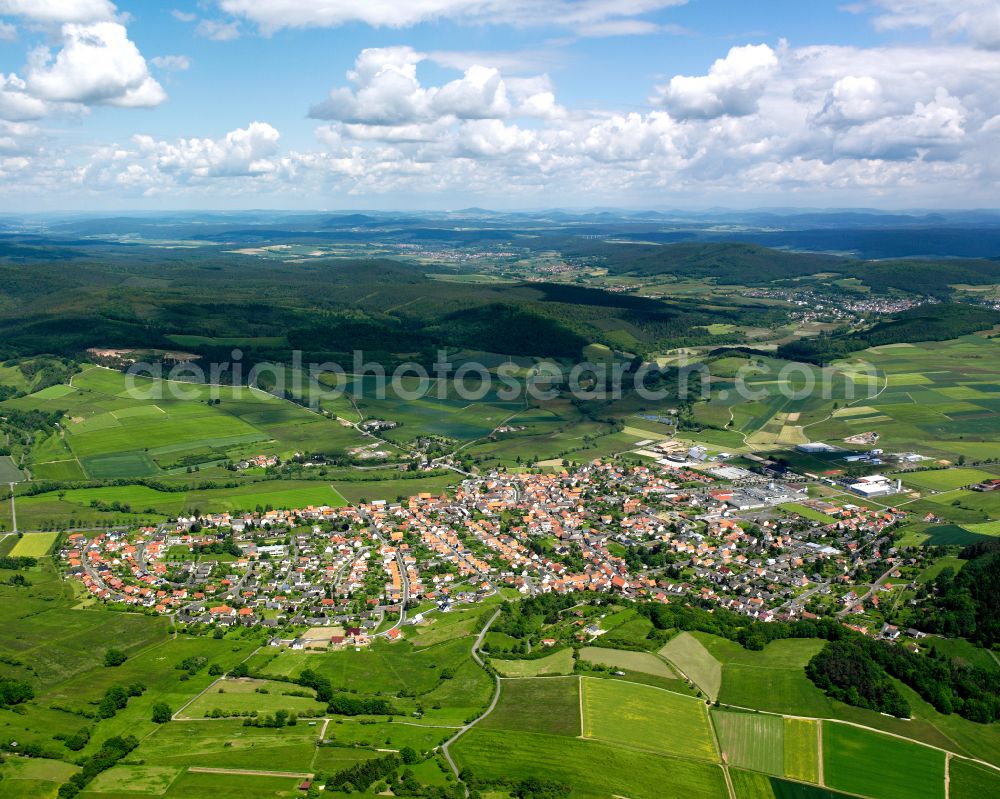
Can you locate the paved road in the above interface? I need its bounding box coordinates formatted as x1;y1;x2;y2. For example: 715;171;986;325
8;482;16;533
441;608;502;796
838;563;897;617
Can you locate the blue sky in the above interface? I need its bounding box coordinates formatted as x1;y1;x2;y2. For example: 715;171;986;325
0;0;997;210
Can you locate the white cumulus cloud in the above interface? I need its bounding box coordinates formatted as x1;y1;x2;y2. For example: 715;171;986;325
133;121;281;178
26;21;166;108
151;55;191;72
0;0;116;24
870;0;1000;50
651;43;779;119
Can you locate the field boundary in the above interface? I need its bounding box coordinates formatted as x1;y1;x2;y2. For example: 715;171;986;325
715;701;1000;775
187;766;313;778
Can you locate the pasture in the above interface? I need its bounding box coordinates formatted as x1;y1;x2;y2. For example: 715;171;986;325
480;676;581;736
86;765;183;794
659;632;722;700
180;677;326;719
255;636;473;697
131;719;320;772
0;454;25;482
703;636;832;718
492;647;575;677
902;468;998;493
580;676;718;762
82;769;303;798
822;722;945;799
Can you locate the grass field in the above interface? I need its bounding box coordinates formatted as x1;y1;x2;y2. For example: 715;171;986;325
779;503;838;525
0;454;25;482
86;765;183;794
950;758;1000;799
901;468;998;493
0;758;78;799
581;677;718;762
578;646;679;679
712;710;783;775
492;647;575;677
706;637;832;718
659;632;723;700
131;719;320;772
81;769;303;798
783;718;820;783
180;677;327;719
822;722;945;799
254;636;478;711
479;677;581;736
9;531;59;556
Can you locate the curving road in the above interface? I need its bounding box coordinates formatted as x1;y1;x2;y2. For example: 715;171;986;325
441;607;502;796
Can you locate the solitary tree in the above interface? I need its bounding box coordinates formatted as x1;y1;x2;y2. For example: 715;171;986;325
104;649;127;667
151;702;172;723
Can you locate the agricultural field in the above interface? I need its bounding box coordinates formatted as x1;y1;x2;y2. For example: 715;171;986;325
822;722;945;799
659;632;723;700
796;336;1000;463
578;646;679;679
712;710;783;775
9;479;349;531
9;531;58;556
452;728;728;799
686;335;1000;467
3;366;368;483
783;719;820;783
730;770;852;799
580;676;718;762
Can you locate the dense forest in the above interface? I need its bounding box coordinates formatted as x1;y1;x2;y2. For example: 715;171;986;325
917;540;1000;648
1;228;997;366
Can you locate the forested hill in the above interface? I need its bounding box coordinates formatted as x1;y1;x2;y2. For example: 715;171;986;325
777;304;1000;364
919;539;1000;648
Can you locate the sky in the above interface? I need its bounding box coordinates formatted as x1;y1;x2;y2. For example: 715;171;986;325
0;0;998;211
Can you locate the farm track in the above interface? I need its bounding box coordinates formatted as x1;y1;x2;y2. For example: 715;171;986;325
187;766;312;778
172;646;261;720
440;608;502;797
817;718;825;786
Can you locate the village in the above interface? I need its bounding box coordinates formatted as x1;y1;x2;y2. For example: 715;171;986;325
57;457;921;649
